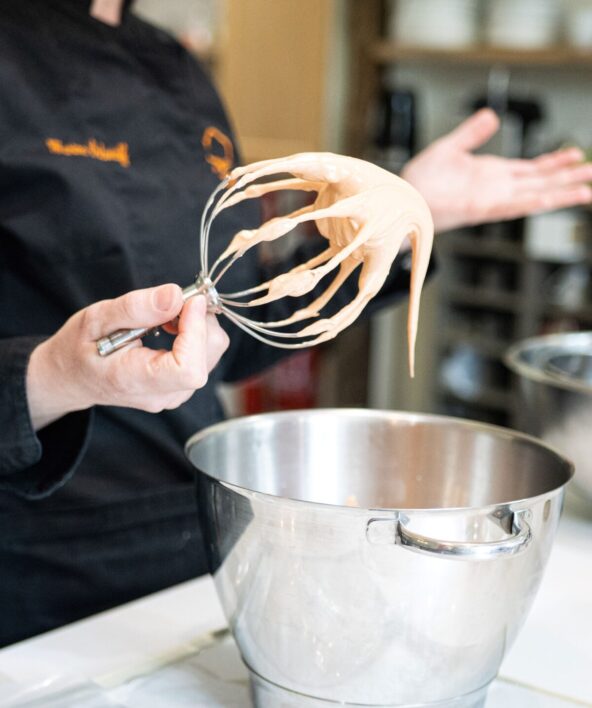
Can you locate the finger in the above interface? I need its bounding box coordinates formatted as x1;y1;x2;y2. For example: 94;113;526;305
111;296;209;396
532;147;586;173
162;389;196;409
162;318;180;336
538;185;592;211
543;162;592;188
504;185;592;220
205;314;230;372
83;284;184;340
170;295;209;372
512;147;587;176
444;108;500;152
515;163;592;197
115;389;195;414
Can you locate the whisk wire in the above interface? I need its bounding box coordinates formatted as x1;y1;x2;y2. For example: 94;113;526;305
221;307;318;350
200;177;229;276
196;176;338;349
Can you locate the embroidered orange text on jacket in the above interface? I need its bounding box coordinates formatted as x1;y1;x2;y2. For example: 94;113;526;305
45;138;130;168
201;126;234;179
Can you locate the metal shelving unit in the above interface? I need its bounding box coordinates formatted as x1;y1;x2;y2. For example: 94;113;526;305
371;42;592;68
348;0;592;425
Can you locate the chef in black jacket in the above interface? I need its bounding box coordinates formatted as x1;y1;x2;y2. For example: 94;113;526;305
2;0;591;647
0;0;419;647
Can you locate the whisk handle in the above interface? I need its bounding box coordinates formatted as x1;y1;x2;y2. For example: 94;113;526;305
96;280;210;357
96;326;155;356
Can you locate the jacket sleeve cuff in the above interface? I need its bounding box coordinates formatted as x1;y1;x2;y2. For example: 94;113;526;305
0;336;92;499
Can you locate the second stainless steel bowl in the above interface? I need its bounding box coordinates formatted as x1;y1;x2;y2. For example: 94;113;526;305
505;330;592;501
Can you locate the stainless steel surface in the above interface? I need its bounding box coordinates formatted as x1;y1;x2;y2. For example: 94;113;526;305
505;331;592;501
96;276;220;356
186;409;572;707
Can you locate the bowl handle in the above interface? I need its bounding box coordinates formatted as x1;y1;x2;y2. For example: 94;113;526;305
366;510;532;560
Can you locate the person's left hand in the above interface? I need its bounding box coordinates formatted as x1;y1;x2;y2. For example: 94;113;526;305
401;108;592;233
26;285;230;431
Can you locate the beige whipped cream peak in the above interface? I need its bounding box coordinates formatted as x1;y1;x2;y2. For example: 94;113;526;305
213;153;433;376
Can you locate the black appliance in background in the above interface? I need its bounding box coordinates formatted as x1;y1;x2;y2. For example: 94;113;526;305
369;88;416;174
471;92;544;243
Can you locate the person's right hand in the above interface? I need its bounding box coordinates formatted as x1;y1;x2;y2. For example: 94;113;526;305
402;108;592;232
26;284;229;431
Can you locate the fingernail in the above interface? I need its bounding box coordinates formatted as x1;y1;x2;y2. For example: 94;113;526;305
154;284;177;312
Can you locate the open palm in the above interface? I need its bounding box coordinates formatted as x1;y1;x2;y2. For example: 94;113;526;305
402;108;592;233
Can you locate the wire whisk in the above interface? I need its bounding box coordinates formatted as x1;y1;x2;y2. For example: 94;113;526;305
97;152;433;374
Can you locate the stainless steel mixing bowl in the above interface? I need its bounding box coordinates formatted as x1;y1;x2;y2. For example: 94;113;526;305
505;331;592;501
186;409;573;708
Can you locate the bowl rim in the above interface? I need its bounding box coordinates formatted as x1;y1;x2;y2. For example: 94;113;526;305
186;408;574;512
505;331;592;395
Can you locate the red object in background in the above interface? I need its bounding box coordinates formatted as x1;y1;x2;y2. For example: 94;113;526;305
241;349;320;414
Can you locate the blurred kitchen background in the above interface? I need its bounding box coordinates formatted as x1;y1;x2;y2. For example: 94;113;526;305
134;0;592;427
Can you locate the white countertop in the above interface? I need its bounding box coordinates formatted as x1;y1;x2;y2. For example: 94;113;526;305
0;494;591;707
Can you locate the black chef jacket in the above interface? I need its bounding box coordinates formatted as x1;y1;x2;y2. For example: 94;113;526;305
0;0;418;646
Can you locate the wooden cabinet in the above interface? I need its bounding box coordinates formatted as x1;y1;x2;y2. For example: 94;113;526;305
215;0;344;164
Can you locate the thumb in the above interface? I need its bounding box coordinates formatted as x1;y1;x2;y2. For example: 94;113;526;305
444;108;500;152
83;283;184;339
